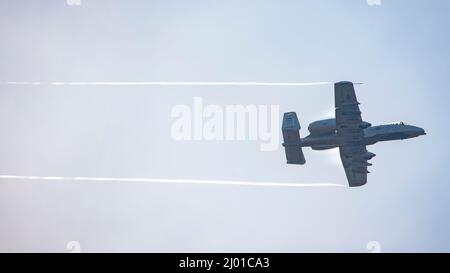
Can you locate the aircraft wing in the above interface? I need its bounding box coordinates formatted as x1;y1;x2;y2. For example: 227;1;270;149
335;82;369;187
339;144;369;187
335;82;364;141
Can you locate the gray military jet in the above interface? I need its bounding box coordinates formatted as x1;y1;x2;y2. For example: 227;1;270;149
282;81;426;187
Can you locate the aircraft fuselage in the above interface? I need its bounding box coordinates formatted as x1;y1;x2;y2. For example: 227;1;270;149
300;123;426;150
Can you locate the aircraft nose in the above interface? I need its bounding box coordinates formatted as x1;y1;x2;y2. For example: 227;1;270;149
416;127;426;136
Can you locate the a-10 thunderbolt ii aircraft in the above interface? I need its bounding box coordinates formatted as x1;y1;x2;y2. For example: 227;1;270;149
282;81;426;187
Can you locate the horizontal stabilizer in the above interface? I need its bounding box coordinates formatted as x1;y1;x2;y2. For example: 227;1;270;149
282;112;306;165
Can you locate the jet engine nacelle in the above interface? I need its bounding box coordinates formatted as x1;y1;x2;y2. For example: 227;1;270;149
308;119;336;136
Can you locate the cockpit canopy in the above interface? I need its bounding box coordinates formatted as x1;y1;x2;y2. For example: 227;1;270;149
392;121;407;126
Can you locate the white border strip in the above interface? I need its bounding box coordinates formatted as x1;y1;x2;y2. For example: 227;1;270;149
2;81;332;87
0;175;344;188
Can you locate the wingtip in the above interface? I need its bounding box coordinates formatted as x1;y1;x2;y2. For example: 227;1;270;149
335;81;364;85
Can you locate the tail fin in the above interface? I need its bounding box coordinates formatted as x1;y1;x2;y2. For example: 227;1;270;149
282;112;306;165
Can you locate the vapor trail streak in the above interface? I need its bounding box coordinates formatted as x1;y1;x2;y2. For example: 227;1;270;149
2;81;332;87
0;175;344;188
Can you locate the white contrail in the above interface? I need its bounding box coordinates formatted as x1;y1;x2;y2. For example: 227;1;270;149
0;175;344;188
2;81;332;87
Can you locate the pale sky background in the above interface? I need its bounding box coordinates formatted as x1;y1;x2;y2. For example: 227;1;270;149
0;0;449;252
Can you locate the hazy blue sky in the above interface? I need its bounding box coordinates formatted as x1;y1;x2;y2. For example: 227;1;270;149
0;0;449;252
